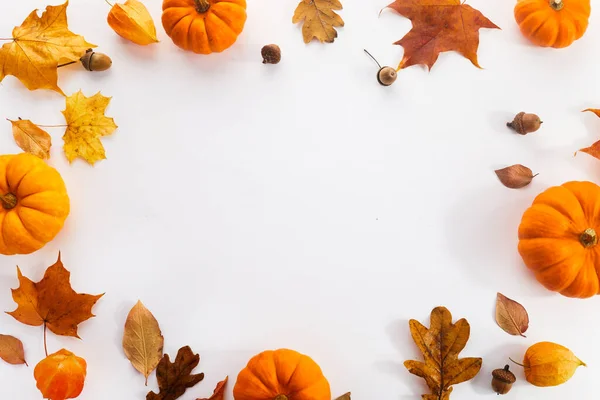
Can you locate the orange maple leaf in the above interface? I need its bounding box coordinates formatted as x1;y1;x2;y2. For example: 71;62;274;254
7;253;103;338
387;0;499;70
579;109;600;160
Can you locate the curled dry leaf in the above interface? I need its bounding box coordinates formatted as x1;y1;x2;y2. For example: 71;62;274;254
7;253;104;338
0;334;27;365
404;306;482;400
197;376;228;400
292;0;344;44
9;119;51;160
386;0;499;70
147;346;205;400
578;109;600;161
495;165;537;189
0;1;95;94
62;90;118;165
123;300;164;385
108;0;159;45
495;293;529;337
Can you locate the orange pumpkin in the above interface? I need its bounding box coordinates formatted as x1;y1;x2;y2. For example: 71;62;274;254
162;0;247;54
514;0;591;48
518;181;600;298
34;349;87;400
0;153;70;255
233;349;331;400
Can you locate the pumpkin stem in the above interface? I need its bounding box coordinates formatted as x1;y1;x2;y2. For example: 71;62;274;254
580;228;598;248
194;0;211;13
274;396;289;400
0;193;17;210
550;0;564;11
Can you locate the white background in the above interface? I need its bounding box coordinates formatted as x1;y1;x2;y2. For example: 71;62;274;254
0;0;599;399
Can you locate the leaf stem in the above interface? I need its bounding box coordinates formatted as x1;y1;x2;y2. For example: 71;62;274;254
509;357;526;368
57;61;77;68
363;49;382;69
0;38;15;41
43;323;48;357
105;0;114;6
36;124;68;128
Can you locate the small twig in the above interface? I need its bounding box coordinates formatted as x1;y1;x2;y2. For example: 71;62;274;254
509;357;526;368
43;323;48;357
57;61;77;68
37;124;68;128
0;38;14;41
364;49;382;69
105;0;114;6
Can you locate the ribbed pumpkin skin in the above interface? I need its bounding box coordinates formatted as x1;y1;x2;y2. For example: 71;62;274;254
518;181;600;298
162;0;247;54
233;349;331;400
514;0;591;48
0;153;70;255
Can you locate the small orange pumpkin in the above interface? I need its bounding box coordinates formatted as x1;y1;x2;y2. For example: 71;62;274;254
34;349;87;400
0;153;70;255
233;349;331;400
518;181;600;298
514;0;591;48
162;0;247;54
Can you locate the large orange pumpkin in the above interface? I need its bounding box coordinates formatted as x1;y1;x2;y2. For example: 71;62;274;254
233;349;331;400
518;181;600;298
514;0;591;48
0;153;70;255
162;0;247;54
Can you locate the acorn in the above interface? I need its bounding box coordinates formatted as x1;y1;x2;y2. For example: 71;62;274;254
507;112;542;135
80;49;112;72
491;365;516;395
377;66;397;86
261;44;281;64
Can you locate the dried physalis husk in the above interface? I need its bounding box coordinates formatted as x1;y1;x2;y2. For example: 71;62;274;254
495;165;537;189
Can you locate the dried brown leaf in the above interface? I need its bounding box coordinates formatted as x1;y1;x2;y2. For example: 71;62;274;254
197;376;227;400
147;346;204;400
123;300;164;385
578;109;600;160
495;165;537;189
495;293;529;337
9;119;51;159
292;0;344;43
404;306;482;400
334;393;351;400
0;334;27;365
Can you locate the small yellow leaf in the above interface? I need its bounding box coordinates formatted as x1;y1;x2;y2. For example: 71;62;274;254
292;0;344;44
9;119;52;160
108;0;159;45
0;1;96;94
62;90;118;165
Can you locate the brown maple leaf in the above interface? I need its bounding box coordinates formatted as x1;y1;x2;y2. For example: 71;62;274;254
404;306;482;400
197;377;227;400
578;109;600;160
6;253;104;338
387;0;499;70
292;0;344;43
0;1;96;94
147;346;205;400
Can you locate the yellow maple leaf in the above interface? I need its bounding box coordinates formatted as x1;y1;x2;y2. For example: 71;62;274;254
0;1;96;94
108;0;159;45
292;0;344;44
62;91;117;165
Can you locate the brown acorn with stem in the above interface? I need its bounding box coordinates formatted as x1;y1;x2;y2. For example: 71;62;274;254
57;49;112;72
507;112;543;135
364;49;397;86
491;365;516;395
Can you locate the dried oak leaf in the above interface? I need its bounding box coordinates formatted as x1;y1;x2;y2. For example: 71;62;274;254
404;306;482;400
0;334;27;365
495;165;537;189
6;253;104;338
9;118;52;160
0;1;96;94
147;346;205;400
108;0;159;45
197;377;228;400
123;300;164;385
386;0;499;70
293;0;344;44
495;293;529;337
578;109;600;160
62;90;118;165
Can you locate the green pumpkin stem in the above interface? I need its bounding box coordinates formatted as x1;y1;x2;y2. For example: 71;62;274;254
0;193;17;210
194;0;210;13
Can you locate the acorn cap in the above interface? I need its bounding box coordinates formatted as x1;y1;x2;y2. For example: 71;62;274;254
492;366;516;383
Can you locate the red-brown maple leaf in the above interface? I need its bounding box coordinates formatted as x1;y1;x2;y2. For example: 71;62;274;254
6;253;103;338
387;0;499;70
